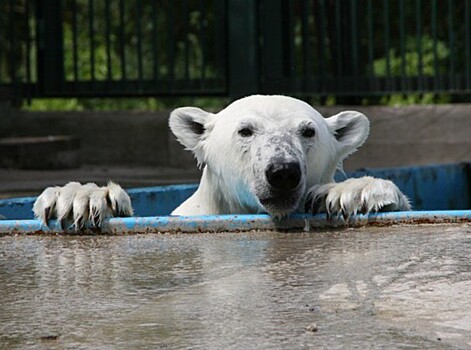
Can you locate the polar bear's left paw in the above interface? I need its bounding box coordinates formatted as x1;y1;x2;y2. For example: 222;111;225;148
305;177;411;219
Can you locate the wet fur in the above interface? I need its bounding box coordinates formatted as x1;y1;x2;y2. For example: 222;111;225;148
33;95;410;228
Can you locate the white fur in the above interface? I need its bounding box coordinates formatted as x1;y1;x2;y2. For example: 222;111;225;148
72;183;99;230
170;95;411;218
107;181;133;217
33;95;410;227
56;182;82;228
33;186;61;224
34;181;132;229
88;187;111;228
306;177;411;220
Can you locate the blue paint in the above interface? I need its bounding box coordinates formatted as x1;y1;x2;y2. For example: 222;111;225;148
0;196;37;220
338;163;471;210
127;184;198;216
0;163;470;234
1;210;470;235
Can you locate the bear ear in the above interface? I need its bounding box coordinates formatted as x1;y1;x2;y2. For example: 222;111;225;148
325;111;370;157
169;107;214;151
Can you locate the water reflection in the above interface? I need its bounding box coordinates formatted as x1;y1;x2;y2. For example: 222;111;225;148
0;225;470;349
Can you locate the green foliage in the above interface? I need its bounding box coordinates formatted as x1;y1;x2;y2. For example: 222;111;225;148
372;35;450;105
25;98;84;111
373;35;449;77
24;1;224;111
376;93;450;106
25;96;229;112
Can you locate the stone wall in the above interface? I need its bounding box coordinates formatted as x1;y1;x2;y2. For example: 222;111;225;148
1;104;470;171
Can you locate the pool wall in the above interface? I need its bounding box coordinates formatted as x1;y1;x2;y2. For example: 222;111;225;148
0;163;470;234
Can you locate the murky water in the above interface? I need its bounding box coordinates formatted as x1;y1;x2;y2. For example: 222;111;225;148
1;224;470;349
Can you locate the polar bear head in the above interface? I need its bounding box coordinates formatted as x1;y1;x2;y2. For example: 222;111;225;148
169;95;369;218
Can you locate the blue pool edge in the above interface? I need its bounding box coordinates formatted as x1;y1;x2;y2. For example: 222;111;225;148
1;210;471;235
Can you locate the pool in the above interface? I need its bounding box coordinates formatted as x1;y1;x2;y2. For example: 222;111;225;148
1;163;470;234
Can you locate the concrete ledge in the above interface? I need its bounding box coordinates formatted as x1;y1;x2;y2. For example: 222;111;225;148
318;104;471;170
0;135;80;169
0;110;195;168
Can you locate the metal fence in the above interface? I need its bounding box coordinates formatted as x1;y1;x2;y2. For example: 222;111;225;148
0;0;227;101
1;0;470;103
260;0;471;98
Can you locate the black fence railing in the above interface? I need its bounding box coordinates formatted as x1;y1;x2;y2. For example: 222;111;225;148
1;0;470;103
260;0;471;98
0;0;227;101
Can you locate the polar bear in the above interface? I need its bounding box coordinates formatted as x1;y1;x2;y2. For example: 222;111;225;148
33;95;410;229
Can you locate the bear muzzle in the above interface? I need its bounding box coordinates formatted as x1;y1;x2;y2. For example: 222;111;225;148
265;161;302;192
256;161;305;217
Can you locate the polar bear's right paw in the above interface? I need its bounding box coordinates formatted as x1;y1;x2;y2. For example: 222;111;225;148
33;181;133;230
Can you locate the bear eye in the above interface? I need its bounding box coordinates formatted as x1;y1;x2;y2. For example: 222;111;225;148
301;127;316;138
238;127;253;137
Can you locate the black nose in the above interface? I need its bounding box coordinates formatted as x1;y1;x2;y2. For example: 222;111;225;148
265;162;302;191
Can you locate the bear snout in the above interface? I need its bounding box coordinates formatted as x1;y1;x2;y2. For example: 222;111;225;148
265;162;302;192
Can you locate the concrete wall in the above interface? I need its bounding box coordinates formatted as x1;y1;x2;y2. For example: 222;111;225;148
0;110;194;168
316;104;471;170
1;104;470;171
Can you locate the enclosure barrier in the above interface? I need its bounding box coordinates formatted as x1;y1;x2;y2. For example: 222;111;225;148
1;0;470;102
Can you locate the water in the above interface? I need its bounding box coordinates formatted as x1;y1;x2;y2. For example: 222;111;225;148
1;224;470;349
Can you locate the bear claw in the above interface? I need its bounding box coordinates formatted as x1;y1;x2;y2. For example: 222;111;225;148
305;177;411;219
33;182;133;230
